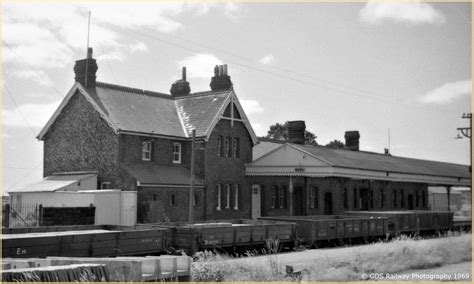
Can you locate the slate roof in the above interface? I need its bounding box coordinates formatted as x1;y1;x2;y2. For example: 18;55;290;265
88;82;231;138
253;138;285;160
9;173;97;193
253;139;470;179
123;164;204;186
293;143;470;179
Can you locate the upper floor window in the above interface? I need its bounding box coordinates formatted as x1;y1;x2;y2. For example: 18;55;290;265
173;143;182;164
217;136;223;156
232;138;240;158
224;138;231;157
225;184;231;209
216;184;222;211
142;141;152;161
234;184;240;210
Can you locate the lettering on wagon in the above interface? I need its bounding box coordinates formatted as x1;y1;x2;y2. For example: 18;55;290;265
16;248;27;255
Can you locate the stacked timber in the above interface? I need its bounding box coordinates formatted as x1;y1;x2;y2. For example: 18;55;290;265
2;263;108;282
2;255;192;282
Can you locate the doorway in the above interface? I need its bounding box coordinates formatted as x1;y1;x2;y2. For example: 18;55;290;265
359;188;369;210
292;186;305;216
251;184;261;219
324;192;333;215
407;194;414;210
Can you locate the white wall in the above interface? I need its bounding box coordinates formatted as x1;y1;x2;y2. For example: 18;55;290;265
120;191;137;226
9;190;137;226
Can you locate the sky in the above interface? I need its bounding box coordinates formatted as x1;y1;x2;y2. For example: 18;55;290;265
2;1;472;193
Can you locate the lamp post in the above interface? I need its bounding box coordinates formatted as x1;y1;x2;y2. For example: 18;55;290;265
189;129;196;222
456;113;472;172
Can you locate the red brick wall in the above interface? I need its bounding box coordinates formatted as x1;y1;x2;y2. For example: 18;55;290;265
43;91;120;188
137;186;205;222
247;176;430;217
205;119;253;220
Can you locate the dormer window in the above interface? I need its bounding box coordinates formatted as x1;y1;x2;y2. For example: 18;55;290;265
142;141;152;161
173;143;182;164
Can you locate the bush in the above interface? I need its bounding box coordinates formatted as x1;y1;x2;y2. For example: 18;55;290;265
191;234;472;281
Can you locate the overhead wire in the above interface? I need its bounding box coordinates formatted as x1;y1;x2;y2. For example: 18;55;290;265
100;21;460;115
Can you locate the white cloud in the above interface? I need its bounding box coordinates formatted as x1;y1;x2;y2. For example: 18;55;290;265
3;101;61;128
177;54;223;78
10;70;54;87
259;54;276;65
3;22;74;69
97;51;125;62
184;2;242;20
240;99;264;115
85;3;184;32
418;80;471;104
359;1;446;25
129;42;148;53
224;2;242;22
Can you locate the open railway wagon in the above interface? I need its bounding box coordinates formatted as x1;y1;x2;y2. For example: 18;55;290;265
259;215;388;248
2;225;171;259
345;210;454;235
141;219;297;255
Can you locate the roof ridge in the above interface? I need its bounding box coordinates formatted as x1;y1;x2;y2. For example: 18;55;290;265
299;143;469;166
175;90;231;99
96;81;171;98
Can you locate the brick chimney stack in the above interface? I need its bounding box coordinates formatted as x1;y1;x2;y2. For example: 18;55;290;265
170;67;191;97
73;47;98;89
210;64;233;91
288;121;306;145
344;131;360;151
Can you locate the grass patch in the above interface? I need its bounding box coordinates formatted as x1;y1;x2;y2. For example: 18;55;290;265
191;233;472;281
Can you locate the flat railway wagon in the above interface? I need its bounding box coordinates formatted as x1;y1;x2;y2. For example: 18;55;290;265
2;225;171;259
141;219;297;255
345;210;454;235
259;215;388;247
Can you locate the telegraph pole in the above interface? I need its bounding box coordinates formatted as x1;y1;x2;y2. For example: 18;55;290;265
189;129;196;222
456;113;472;172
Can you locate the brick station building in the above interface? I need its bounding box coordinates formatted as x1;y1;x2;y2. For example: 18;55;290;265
246;121;471;218
37;50;471;223
37;48;258;223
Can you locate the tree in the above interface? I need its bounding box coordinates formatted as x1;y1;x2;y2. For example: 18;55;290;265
325;139;345;149
265;121;318;145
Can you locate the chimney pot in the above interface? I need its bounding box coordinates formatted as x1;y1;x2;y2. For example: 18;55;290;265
73;47;98;89
288;120;306;145
87;47;93;59
344;131;360;151
210;64;233;91
170;66;191;97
